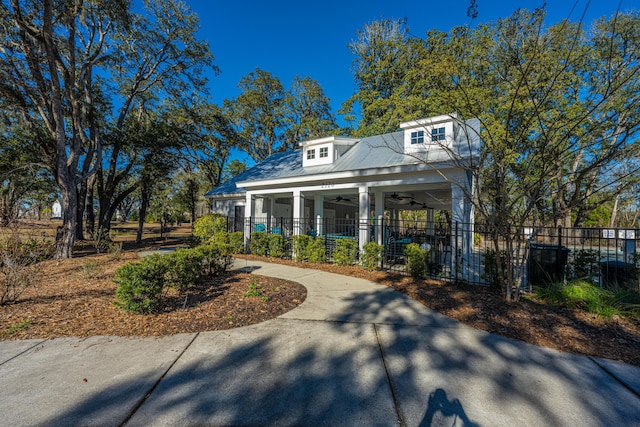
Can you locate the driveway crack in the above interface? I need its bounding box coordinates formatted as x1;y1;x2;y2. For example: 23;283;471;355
374;323;406;427
119;332;200;426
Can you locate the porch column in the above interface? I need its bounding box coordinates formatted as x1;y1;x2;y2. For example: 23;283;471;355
244;192;254;250
293;190;304;235
314;195;324;236
374;189;384;245
358;186;370;253
451;175;475;277
267;196;276;231
426;208;435;236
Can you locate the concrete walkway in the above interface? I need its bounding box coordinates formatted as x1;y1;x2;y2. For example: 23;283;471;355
1;259;639;426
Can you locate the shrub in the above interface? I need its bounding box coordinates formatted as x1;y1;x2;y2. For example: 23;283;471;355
572;249;600;282
268;234;285;258
333;238;358;266
164;248;205;293
0;229;49;305
404;243;428;278
114;254;167;314
229;231;245;254
212;231;229;245
291;235;311;261
361;241;383;271
307;237;326;263
482;249;508;289
249;232;269;256
193;213;227;242
197;242;234;275
93;227;111;253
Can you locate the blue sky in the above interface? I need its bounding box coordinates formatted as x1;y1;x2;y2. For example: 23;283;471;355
189;0;630;116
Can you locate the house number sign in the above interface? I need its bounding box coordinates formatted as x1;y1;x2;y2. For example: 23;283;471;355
321;182;335;189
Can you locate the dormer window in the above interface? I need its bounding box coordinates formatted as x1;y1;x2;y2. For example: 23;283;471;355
410;131;424;144
307;149;316;160
431;127;446;141
301;136;359;167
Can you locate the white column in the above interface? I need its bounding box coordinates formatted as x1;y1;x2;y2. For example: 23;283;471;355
244;192;254;250
358;186;370;253
314;195;324;236
374;190;384;245
451;176;474;277
293;190;304;235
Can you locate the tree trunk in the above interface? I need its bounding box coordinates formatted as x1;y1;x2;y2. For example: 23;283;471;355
55;188;77;259
136;200;148;245
75;183;86;241
85;176;96;237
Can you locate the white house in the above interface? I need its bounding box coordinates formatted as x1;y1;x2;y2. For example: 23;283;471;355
51;200;62;219
206;113;480;271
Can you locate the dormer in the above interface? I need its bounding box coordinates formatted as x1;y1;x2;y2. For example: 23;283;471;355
400;113;458;154
300;136;360;167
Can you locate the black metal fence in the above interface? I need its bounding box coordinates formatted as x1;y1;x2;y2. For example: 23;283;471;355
222;216;640;289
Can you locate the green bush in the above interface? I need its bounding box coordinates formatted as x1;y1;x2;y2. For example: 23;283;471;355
361;241;383;271
404;243;428;278
482;249;508;288
197;242;234;275
291;234;311;261
164;248;205;293
268;234;285;258
250;232;269;256
229;232;245;254
114;254;167;314
308;237;326;263
333;238;358;266
212;231;229;245
572;249;600;282
193;214;227;242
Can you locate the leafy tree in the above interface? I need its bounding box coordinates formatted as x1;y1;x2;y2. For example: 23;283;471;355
0;0;128;257
341;18;425;136
226;68;286;162
283;76;338;150
0;0;214;257
227;69;337;162
95;0;215;237
347;7;640;300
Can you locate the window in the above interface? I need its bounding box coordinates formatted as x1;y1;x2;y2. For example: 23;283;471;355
410;130;424;144
306;149;315;160
319;147;329;158
431;127;446;141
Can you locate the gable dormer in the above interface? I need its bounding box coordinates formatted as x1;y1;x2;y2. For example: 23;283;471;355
300;136;360;167
400;113;458;154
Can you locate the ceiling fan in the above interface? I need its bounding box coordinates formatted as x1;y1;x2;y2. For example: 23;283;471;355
389;193;412;201
330;195;352;203
409;199;430;209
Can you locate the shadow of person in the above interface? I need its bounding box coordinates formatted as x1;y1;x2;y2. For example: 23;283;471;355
420;388;480;427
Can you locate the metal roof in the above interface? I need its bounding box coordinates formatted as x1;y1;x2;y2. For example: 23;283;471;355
206;130;457;197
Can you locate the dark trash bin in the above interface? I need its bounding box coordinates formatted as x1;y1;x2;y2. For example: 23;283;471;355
600;260;638;290
527;244;569;286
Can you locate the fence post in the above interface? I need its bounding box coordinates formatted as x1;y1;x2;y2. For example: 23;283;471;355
557;226;562;248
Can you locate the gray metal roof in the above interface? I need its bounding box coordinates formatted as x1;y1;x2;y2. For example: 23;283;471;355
206;130;442;197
